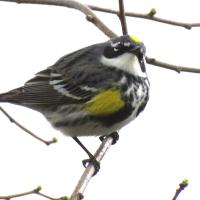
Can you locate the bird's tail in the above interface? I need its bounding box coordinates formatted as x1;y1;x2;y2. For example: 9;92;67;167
0;87;47;112
0;93;10;102
0;88;23;104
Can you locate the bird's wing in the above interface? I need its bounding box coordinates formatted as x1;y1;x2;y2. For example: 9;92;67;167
7;43;121;107
21;62;120;106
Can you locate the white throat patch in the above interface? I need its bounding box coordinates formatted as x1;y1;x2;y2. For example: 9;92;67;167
100;53;147;77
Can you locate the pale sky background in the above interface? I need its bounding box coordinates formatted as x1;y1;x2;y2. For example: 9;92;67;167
0;0;200;200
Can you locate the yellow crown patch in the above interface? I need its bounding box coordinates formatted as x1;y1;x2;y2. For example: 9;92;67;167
130;36;142;43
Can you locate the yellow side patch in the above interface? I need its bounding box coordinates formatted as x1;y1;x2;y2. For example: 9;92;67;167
84;89;125;116
130;36;142;43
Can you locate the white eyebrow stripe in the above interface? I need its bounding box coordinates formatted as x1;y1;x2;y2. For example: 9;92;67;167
111;41;120;47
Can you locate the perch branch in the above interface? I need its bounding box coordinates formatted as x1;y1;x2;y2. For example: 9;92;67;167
118;0;128;35
0;146;120;200
0;106;57;145
0;0;117;38
70;136;114;200
88;5;200;29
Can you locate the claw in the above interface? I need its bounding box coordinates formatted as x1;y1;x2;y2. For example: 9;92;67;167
82;157;100;176
99;132;119;145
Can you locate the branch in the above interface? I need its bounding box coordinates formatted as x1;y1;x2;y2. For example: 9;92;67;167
88;5;200;29
0;186;69;200
0;106;57;145
146;57;200;74
0;0;117;38
0;2;196;200
70;136;114;200
118;0;128;35
2;0;200;73
172;179;188;200
0;186;42;200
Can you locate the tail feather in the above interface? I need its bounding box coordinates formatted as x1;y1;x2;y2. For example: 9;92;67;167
0;87;24;104
0;93;6;102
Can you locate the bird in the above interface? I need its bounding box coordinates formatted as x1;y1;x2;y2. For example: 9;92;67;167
0;35;149;174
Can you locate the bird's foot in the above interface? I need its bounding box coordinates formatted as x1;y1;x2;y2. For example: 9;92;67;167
99;131;119;145
82;155;100;176
73;137;100;176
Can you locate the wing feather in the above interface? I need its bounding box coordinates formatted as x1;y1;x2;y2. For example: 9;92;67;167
10;45;122;107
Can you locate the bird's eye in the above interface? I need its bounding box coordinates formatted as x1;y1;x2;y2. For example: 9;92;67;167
113;47;119;52
113;42;123;52
104;42;127;58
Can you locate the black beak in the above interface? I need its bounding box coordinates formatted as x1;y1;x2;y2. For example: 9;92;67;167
130;43;146;72
138;57;146;72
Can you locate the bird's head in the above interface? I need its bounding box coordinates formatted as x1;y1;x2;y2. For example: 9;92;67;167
101;35;147;78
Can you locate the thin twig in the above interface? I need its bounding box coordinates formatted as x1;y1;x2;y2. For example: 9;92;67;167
88;5;200;29
146;57;200;74
0;106;57;145
0;186;69;200
0;0;117;38
118;0;128;35
37;191;69;200
0;186;41;199
1;0;200;73
0;1;195;200
70;136;114;200
172;179;188;200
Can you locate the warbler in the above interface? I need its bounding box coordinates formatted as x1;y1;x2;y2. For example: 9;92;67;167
0;35;149;172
